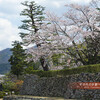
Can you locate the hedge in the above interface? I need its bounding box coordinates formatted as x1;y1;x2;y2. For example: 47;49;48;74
26;64;100;77
0;91;10;98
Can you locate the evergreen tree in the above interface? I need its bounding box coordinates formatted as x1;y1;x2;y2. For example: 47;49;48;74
19;1;45;38
9;41;26;78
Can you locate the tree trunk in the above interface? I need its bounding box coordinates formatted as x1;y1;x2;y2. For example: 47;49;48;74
40;57;49;71
37;43;49;71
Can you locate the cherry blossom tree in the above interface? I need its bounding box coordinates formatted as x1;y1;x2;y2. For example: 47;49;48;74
19;1;68;71
91;0;100;9
44;3;100;66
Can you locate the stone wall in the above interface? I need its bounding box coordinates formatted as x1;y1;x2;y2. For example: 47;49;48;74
20;73;100;99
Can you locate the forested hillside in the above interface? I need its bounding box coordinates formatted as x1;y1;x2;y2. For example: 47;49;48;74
0;48;12;74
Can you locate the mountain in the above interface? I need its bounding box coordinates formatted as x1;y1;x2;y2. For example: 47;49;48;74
0;48;12;74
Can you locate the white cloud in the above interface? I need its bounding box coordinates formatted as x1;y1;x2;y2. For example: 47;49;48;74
70;0;92;3
35;0;46;3
4;0;23;3
52;1;61;8
0;18;20;50
0;12;4;16
0;0;2;3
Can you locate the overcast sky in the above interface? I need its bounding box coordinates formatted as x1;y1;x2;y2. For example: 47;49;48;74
0;0;92;50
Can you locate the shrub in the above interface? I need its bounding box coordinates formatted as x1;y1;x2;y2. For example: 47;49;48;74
2;81;16;92
0;91;10;98
14;80;23;93
2;75;23;95
0;91;5;98
26;64;100;77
